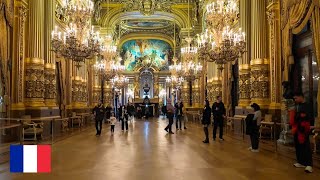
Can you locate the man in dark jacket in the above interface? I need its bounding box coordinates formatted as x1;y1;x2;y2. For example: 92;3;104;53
291;92;313;173
212;96;226;141
93;103;105;136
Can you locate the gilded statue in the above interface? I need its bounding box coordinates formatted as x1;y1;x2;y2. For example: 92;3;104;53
0;0;13;98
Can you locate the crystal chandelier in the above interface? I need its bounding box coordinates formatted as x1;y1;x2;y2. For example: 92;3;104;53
179;0;203;80
169;57;183;77
100;35;117;61
181;61;203;81
52;0;101;67
94;56;125;80
111;75;129;89
181;37;198;61
166;75;185;89
198;0;245;71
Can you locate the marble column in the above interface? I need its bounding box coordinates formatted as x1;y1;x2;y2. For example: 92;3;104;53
11;5;27;111
250;0;270;108
267;0;282;110
25;0;45;107
44;0;56;107
238;0;251;107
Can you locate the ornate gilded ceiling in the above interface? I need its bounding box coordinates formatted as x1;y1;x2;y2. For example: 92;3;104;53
92;0;202;48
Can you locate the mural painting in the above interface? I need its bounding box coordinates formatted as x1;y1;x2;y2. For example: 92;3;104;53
121;39;172;71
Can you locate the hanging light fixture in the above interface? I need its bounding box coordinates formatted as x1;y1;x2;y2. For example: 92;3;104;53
111;75;130;89
52;0;101;67
179;0;203;80
198;0;246;71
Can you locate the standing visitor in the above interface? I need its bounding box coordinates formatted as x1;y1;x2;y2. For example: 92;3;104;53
119;105;129;131
105;105;112;123
249;103;261;152
180;101;187;129
110;112;117;135
92;103;105;136
291;92;313;173
202;100;211;143
212;96;226;141
175;102;182;130
164;99;175;134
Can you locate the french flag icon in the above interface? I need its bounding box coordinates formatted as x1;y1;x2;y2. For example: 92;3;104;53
10;145;51;173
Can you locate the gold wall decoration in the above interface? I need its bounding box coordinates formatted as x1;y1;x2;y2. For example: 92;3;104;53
238;64;251;107
250;59;270;107
267;0;282;109
24;58;45;107
44;63;56;106
72;76;82;106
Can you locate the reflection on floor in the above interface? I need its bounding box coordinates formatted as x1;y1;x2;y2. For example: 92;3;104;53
0;117;319;180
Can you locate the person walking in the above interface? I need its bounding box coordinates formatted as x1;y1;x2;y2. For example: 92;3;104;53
175;102;182;130
164;99;175;134
212;96;226;141
291;92;313;173
202;100;212;143
249;103;262;152
92;103;105;136
110;112;117;135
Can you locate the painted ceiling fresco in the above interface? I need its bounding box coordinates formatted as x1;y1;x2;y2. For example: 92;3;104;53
126;21;170;28
121;39;172;71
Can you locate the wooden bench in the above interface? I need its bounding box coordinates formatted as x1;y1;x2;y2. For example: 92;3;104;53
55;118;69;132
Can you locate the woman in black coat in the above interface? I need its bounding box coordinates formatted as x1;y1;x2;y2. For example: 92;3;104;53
202;100;212;143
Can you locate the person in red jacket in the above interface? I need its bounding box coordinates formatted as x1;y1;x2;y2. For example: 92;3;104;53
290;92;313;173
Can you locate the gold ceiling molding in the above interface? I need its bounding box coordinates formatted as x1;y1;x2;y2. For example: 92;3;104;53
102;10;188;29
118;33;174;48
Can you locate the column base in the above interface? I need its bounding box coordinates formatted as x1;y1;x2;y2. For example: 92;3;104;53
11;103;25;110
238;99;251;107
25;98;46;107
45;99;57;107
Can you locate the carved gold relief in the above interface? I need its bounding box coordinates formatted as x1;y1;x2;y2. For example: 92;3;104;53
250;69;269;99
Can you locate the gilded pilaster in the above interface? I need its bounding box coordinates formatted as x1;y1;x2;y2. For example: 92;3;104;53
103;83;112;107
267;0;281;109
44;0;56;107
44;63;56;107
11;3;27;110
192;79;200;107
72;76;82;107
93;75;100;105
181;81;189;107
238;64;251;106
250;0;270;108
250;59;270;107
25;0;45;107
154;75;159;98
134;75;140;99
238;0;251;107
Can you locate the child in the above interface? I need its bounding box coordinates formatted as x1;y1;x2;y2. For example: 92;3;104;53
110;112;117;134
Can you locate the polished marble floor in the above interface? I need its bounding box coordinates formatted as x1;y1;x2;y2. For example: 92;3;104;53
0;117;319;180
